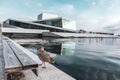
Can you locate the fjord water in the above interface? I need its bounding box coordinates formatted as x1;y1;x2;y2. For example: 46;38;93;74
22;38;120;80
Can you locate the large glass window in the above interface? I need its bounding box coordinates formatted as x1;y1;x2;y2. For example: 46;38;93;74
34;19;62;28
38;21;46;24
51;19;62;27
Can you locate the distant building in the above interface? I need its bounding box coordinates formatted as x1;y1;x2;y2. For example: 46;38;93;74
4;13;77;32
114;31;120;36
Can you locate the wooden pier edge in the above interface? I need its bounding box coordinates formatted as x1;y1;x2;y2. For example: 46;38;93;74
1;36;76;80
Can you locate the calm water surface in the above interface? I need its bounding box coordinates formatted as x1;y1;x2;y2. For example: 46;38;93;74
22;38;120;80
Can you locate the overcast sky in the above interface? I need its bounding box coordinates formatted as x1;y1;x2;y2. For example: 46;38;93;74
0;0;120;31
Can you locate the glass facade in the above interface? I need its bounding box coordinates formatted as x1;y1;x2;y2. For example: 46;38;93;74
35;18;62;28
51;19;62;27
62;19;76;31
4;19;76;32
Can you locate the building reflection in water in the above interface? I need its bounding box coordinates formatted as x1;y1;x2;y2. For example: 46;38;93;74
22;38;120;80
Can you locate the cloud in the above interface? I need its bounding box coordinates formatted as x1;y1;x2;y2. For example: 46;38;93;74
99;0;105;6
37;3;43;8
17;15;36;21
77;13;120;31
75;0;120;31
89;1;97;8
0;6;36;23
23;0;32;7
89;0;106;9
43;4;76;19
0;12;5;15
0;8;12;23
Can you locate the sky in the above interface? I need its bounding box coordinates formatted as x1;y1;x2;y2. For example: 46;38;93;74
0;0;120;31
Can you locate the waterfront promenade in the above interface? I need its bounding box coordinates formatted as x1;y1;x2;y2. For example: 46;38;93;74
42;32;118;38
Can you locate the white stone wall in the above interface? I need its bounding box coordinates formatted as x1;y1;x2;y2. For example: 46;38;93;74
38;13;58;20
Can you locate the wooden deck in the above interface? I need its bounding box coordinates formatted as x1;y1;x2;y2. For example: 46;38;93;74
0;36;75;80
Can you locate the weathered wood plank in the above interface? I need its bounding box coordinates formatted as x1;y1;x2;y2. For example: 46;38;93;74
7;40;38;69
2;40;22;73
5;37;41;64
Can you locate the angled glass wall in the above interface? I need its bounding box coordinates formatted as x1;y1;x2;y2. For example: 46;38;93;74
62;19;76;31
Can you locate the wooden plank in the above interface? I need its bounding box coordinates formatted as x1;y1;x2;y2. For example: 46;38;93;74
7;40;38;69
10;39;41;64
2;40;22;73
